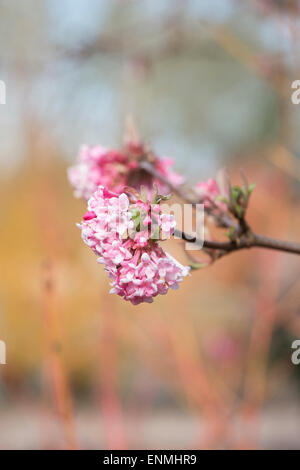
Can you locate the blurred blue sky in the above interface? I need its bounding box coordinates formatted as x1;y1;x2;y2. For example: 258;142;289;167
0;0;299;180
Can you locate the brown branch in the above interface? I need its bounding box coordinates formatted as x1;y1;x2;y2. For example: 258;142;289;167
175;230;300;256
140;159;300;257
140;160;195;204
251;234;300;255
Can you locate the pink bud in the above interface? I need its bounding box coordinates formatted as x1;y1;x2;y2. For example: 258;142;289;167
83;211;96;221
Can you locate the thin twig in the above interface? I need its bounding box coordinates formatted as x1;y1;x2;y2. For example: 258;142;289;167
141;157;300;257
175;229;300;256
140;160;235;228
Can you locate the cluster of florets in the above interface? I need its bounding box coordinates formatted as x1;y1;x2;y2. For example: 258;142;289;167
69;130;257;304
78;186;190;305
68;140;184;200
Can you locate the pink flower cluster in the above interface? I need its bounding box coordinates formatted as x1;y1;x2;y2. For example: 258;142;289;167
78;187;190;305
196;178;227;212
68;142;184;200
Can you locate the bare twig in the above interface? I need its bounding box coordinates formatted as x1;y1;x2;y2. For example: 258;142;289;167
175;230;300;256
139;160;235;228
140;160;300;257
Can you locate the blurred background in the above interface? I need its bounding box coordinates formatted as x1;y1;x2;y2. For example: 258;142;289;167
0;0;300;449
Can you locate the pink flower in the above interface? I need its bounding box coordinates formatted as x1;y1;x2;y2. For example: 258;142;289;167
160;213;177;237
68;142;184;200
83;211;96;221
196;178;227;211
68;145;128;200
133;231;149;249
155;157;185;188
78;186;190;305
109;247;190;305
196;178;219;199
